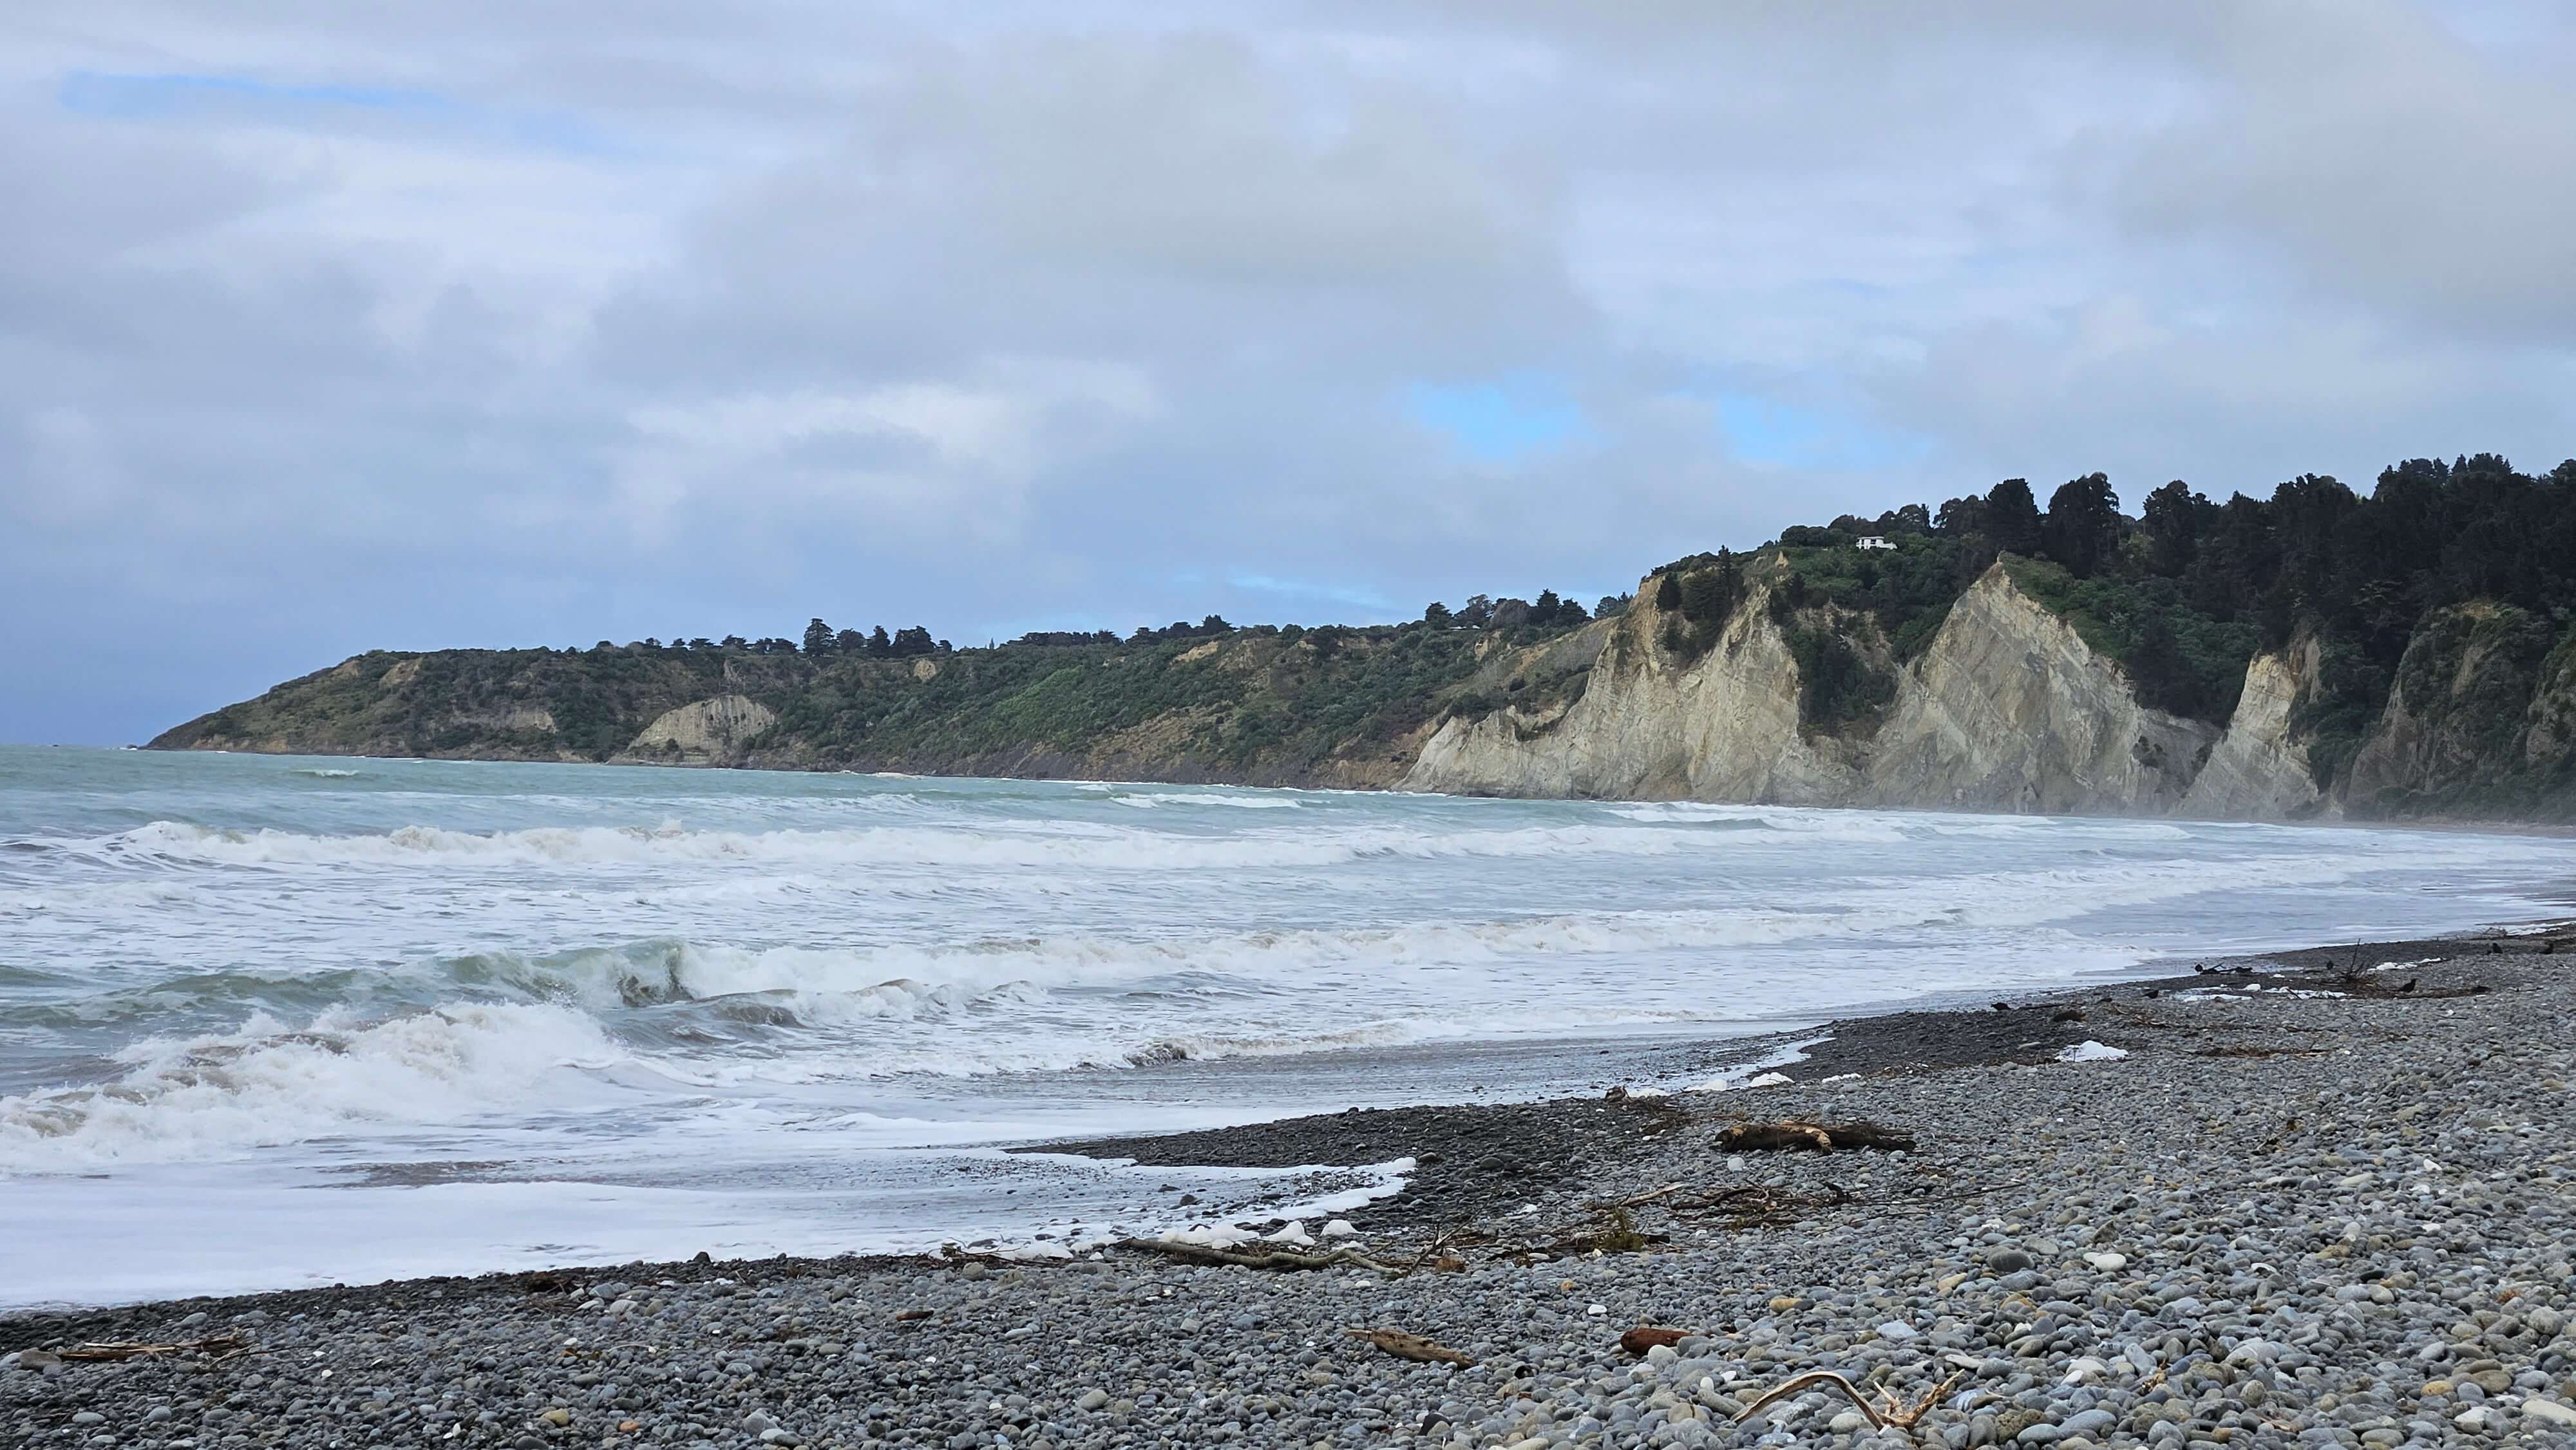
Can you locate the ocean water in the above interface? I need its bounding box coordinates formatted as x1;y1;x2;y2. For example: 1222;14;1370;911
1;744;2566;1306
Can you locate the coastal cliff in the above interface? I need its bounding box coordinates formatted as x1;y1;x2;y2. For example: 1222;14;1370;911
1399;576;1855;804
2176;639;2325;819
1403;563;2220;815
153;556;2576;821
151;558;2576;822
151;446;2576;824
1861;567;2214;814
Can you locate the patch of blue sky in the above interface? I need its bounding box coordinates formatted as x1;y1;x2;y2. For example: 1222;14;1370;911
1406;373;1586;464
56;71;623;158
1716;390;1932;472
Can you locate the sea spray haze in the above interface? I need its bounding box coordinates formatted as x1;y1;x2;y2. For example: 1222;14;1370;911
0;744;2567;1304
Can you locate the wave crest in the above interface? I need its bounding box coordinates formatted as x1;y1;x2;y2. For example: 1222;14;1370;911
0;1004;621;1169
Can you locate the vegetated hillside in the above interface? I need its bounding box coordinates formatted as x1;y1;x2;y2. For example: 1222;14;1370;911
155;453;2576;819
149;614;1598;789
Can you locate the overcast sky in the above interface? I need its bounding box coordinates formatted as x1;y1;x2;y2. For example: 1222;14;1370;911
8;2;2576;744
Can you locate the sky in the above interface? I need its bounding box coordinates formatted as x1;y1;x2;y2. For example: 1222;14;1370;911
6;2;2576;744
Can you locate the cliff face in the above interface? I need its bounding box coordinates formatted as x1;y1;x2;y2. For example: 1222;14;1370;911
1400;583;1857;803
1408;565;2576;821
1863;569;2215;814
2176;639;2325;820
625;695;777;764
2342;603;2576;818
1406;564;2214;814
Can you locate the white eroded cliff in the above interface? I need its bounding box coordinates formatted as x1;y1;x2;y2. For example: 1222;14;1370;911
2177;640;2325;819
1399;578;1856;801
1866;567;2217;814
1406;563;2251;815
625;695;777;761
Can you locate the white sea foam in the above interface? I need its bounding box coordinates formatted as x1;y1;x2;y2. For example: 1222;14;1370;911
88;818;1719;873
1112;792;1300;809
1695;1037;1824;1091
0;1003;625;1169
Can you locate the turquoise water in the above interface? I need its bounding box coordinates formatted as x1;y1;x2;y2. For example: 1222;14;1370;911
0;744;2564;1304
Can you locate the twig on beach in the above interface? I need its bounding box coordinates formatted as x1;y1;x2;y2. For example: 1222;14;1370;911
1396;1227;1465;1277
1902;1179;2029;1205
1343;1326;1473;1366
1599;1182;1687;1209
1666;1182;1854;1227
59;1336;249;1363
1537;1205;1662;1256
1732;1368;1958;1429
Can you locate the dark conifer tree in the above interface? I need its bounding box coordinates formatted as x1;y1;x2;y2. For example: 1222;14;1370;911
2141;481;2208;578
2042;473;2121;578
1984;478;2044;554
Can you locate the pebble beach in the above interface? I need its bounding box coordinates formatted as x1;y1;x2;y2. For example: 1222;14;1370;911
6;930;2573;1450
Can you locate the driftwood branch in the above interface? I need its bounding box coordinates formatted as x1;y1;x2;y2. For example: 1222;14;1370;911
1734;1369;1959;1429
1397;1228;1466;1277
1343;1327;1473;1366
59;1336;249;1362
1113;1238;1402;1273
1598;1182;1687;1209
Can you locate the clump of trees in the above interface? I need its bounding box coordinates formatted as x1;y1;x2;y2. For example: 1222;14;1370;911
1129;616;1236;644
797;620;947;658
1765;453;2576;753
1421;591;1593;630
1650;549;1748;659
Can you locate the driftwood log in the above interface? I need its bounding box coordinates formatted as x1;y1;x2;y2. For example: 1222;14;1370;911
1113;1238;1405;1273
59;1335;249;1362
1719;1119;1915;1153
1344;1327;1473;1366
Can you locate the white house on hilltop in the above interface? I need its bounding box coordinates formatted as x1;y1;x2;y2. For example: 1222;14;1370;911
1855;535;1897;551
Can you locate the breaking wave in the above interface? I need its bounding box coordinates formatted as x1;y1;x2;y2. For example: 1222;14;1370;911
0;1004;624;1169
64;818;1728;873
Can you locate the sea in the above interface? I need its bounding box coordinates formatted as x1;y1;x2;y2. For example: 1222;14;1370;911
1;744;2566;1307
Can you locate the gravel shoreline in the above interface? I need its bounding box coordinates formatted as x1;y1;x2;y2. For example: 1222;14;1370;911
8;928;2573;1449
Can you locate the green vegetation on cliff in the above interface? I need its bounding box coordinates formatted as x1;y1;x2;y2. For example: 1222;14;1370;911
1783;457;2576;749
152;619;1572;786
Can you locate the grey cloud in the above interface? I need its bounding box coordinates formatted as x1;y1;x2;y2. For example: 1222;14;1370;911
2114;1;2576;342
6;1;2576;745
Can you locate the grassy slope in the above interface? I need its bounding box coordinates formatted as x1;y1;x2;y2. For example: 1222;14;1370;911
149;627;1504;787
